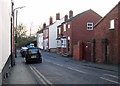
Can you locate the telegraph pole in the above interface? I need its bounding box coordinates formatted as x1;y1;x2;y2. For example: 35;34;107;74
11;0;14;67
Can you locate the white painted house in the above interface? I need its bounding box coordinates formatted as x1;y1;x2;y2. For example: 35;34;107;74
0;0;12;85
37;29;43;49
48;13;64;52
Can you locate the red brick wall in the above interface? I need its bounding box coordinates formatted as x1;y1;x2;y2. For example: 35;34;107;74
57;47;61;54
73;45;79;60
71;10;102;56
73;41;83;61
94;3;119;64
61;48;66;55
72;10;101;41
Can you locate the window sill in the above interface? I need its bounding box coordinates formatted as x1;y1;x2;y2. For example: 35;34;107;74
109;28;114;30
87;29;93;30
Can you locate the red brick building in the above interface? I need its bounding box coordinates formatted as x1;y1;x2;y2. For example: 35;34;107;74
57;9;102;59
94;1;120;64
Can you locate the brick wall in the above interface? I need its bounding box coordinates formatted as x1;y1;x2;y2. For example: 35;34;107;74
73;41;83;61
94;3;119;64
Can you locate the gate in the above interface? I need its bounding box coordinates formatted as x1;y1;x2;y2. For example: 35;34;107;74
83;42;92;62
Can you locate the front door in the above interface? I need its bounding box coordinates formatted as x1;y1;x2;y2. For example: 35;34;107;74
68;40;70;52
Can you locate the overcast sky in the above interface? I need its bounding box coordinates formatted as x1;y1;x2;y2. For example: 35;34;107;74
14;0;119;35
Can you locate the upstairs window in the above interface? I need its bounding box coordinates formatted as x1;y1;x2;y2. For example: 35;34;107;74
64;24;66;32
87;23;93;30
110;19;114;29
68;24;70;29
59;27;61;34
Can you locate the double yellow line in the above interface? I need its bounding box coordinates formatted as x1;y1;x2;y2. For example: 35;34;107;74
29;65;54;86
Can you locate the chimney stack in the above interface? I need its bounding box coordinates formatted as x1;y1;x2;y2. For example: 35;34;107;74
43;23;46;28
56;13;60;20
49;16;53;25
64;14;68;21
69;10;73;18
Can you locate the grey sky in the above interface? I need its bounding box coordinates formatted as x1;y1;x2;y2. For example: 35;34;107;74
14;0;119;34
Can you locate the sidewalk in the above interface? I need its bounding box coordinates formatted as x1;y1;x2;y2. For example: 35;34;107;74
44;51;120;73
3;53;38;85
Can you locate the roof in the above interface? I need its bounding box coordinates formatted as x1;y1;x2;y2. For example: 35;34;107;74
42;17;64;30
37;24;50;33
94;1;120;27
62;9;98;24
37;29;44;33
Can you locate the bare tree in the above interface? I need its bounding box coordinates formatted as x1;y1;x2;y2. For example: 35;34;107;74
17;23;27;38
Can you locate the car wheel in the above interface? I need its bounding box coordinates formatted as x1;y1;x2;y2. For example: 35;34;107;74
39;60;42;63
26;60;29;64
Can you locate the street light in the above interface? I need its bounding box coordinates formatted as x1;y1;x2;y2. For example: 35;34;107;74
14;6;26;11
14;6;26;58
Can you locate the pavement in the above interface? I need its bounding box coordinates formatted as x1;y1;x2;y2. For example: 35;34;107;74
44;51;120;74
2;52;38;85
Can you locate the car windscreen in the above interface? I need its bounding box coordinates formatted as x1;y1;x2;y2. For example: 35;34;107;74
28;49;39;54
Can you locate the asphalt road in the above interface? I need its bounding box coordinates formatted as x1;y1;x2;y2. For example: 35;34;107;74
3;50;120;85
28;51;119;84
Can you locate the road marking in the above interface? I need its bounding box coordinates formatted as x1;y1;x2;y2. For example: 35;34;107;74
53;63;63;67
67;67;86;74
100;77;120;84
29;65;47;85
31;65;53;85
104;74;119;79
46;60;86;74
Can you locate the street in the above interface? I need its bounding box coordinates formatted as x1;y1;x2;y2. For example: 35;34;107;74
3;50;120;85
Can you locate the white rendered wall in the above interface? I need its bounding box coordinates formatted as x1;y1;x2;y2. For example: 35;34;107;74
0;0;11;73
44;39;48;50
37;33;43;49
0;0;2;73
49;18;64;49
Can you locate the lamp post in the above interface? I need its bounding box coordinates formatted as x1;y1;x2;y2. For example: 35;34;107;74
13;6;26;58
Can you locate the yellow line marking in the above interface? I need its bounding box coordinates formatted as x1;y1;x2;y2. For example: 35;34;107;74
29;65;47;85
31;65;53;85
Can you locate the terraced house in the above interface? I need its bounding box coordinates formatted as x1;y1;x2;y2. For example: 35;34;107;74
94;1;120;64
57;9;102;62
43;13;64;52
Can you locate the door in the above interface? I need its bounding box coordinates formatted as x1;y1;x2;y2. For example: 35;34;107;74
83;43;92;62
68;40;70;52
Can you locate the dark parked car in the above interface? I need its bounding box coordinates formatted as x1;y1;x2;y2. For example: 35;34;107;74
25;48;42;64
20;47;28;57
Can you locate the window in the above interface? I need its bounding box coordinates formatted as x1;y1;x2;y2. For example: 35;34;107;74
68;24;70;29
87;23;93;30
57;40;61;47
110;19;114;29
59;27;61;34
61;38;66;48
28;49;39;54
64;24;66;31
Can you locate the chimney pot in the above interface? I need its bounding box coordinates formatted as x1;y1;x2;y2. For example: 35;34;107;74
56;13;60;20
64;14;68;21
43;23;46;28
49;16;53;25
69;10;73;18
